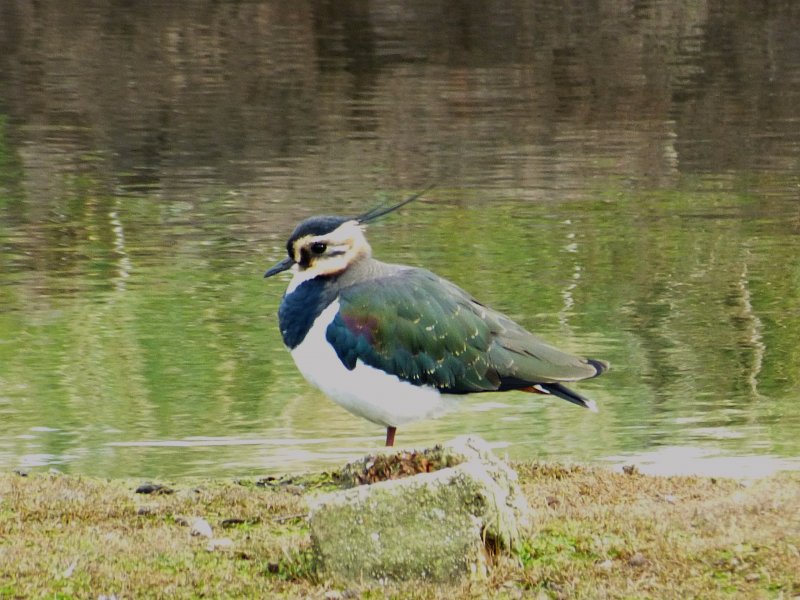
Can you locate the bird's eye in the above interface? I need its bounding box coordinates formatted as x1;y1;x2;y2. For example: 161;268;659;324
310;242;327;255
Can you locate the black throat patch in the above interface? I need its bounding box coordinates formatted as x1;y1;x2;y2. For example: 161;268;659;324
278;276;339;349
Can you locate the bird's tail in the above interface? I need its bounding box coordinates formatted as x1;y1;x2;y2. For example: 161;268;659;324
522;382;599;413
585;358;610;379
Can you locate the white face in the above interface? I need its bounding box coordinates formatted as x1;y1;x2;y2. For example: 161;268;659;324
286;220;371;292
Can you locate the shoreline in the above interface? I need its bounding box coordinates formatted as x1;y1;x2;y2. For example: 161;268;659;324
1;461;798;598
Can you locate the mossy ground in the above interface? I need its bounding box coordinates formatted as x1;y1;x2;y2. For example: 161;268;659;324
1;463;798;599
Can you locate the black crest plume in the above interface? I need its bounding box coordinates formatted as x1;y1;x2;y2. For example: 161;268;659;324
356;184;435;224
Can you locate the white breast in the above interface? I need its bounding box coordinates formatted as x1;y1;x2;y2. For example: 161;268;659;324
289;300;457;427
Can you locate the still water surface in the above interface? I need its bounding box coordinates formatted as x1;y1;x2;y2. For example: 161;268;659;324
1;1;799;479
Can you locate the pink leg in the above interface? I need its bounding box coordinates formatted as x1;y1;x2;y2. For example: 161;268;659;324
385;426;397;447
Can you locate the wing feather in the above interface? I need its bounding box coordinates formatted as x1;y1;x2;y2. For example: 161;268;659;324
325;268;604;393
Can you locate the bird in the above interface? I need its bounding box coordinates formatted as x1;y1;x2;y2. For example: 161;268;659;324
264;188;608;447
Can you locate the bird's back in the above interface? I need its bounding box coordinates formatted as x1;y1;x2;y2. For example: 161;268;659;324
326;258;606;393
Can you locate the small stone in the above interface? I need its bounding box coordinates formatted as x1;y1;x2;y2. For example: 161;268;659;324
190;517;213;538
206;537;234;552
220;518;248;528
135;482;174;495
628;552;647;567
596;559;613;571
745;572;760;583
62;558;78;578
501;580;525;595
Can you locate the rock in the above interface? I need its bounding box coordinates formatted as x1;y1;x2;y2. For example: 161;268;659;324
221;517;253;528
628;552;647;567
308;436;531;582
206;537;234;552
596;559;613;571
135;482;174;495
62;558;78;578
189;517;213;538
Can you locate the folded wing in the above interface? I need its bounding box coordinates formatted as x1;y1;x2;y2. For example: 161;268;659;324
325;268;606;394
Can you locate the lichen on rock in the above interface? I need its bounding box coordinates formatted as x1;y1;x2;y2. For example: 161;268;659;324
307;436;532;582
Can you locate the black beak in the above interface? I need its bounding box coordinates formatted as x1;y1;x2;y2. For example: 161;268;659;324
264;256;294;278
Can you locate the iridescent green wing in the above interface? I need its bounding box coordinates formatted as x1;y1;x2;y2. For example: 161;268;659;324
325;269;498;393
326;268;602;393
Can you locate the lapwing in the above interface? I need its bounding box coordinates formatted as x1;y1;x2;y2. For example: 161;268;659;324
264;189;608;447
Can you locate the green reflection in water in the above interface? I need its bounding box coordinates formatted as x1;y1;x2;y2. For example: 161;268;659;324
1;174;799;478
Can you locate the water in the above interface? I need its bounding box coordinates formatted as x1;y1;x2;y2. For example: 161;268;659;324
1;1;799;479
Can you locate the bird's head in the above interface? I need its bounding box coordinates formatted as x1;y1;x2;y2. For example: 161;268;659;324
264;216;368;282
264;186;432;284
